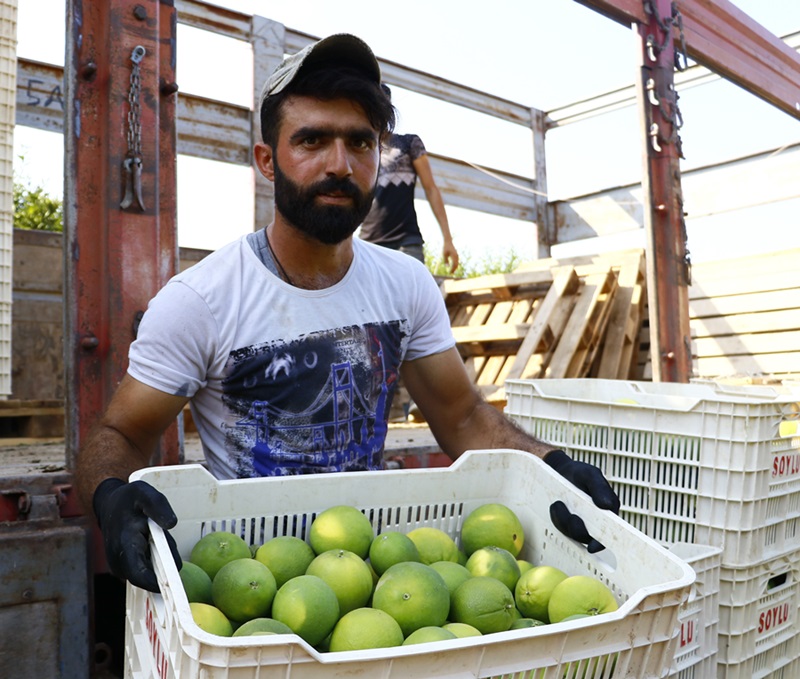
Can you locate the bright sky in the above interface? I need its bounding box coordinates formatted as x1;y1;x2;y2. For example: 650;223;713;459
13;0;800;265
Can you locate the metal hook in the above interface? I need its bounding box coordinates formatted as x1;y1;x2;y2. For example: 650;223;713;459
131;45;146;64
650;123;662;152
646;78;660;107
645;35;658;62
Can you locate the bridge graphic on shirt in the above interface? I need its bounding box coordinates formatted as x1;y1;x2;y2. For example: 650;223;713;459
234;349;389;475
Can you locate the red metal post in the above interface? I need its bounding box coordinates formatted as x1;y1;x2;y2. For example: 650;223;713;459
64;0;181;479
637;0;692;382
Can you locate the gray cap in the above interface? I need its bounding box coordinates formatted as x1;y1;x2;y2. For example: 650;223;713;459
259;33;381;110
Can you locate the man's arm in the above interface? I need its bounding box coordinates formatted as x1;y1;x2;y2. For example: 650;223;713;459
76;374;189;512
401;348;619;523
412;154;459;273
76;374;189;591
400;347;550;461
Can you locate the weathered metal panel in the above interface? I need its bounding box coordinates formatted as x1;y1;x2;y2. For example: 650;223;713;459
423;154;537;221
174;0;252;40
177;93;251;164
0;473;90;679
15;59;63;132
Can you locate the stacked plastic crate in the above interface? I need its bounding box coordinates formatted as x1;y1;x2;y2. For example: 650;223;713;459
505;378;800;679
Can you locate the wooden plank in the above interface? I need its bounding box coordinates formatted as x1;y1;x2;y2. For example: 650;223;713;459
692;330;800;358
689;248;800;280
442;270;554;306
690;289;800;319
546;270;618;378
692;309;800;338
474;300;519;388
693;353;800;378
689;270;800;300
690;254;800;284
489;299;541;393
620;283;646;379
505;267;582;381
452;324;531;345
597;251;646;379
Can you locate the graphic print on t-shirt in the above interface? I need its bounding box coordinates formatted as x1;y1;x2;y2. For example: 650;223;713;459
221;321;406;477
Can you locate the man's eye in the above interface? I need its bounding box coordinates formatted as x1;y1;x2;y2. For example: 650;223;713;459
352;138;374;150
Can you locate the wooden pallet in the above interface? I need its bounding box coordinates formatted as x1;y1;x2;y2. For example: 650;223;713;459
442;249;647;404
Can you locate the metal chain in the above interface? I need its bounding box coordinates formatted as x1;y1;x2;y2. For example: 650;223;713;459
126;46;145;158
121;46;146;211
644;1;691;282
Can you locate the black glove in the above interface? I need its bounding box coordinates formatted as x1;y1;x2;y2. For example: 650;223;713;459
545;449;620;553
93;478;182;593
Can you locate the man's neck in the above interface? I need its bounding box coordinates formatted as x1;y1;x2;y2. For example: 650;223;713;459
266;220;354;290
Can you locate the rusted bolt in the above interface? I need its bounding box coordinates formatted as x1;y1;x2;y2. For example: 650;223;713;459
133;5;147;20
663;351;675;360
655;204;667;212
81;62;97;80
160;80;179;96
22;589;34;601
81;335;100;350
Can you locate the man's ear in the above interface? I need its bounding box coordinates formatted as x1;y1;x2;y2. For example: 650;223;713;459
253;142;275;181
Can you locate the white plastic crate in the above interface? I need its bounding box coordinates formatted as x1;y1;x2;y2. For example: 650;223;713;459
504;378;800;567
666;543;721;678
126;449;694;679
716;548;800;678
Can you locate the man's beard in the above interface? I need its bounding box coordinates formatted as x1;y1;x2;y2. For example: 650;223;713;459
273;159;375;245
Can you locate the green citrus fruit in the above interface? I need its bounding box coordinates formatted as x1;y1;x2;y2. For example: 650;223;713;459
190;531;252;580
429;560;473;597
179;561;213;604
547;575;618;623
514;565;568;623
406;527;460;565
271;575;340;646
517;559;534;575
232;617;293;637
309;505;374;558
443;622;483;638
402;626;457;645
305;549;374;615
254;536;316;588
372;562;450;637
450;576;516;634
211;558;277;623
189;602;233;636
465;546;521;592
328;607;404;652
369;531;421;576
460;503;525;557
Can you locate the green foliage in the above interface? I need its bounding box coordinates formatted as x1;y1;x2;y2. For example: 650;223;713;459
13;181;63;232
425;246;521;279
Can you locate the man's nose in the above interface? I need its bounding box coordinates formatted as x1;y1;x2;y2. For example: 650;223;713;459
326;139;353;176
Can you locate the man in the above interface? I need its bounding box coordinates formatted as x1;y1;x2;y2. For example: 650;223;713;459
359;85;459;273
76;34;619;593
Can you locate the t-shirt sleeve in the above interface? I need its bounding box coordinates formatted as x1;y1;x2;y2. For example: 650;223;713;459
127;281;218;398
409;134;427;161
404;262;456;361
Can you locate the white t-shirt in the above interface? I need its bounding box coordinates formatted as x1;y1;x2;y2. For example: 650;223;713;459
128;236;455;479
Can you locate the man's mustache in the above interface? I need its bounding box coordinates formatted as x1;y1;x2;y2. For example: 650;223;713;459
311;177;362;199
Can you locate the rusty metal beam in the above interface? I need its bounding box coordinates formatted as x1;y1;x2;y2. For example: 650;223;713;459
63;0;181;471
636;0;692;382
575;0;800;120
